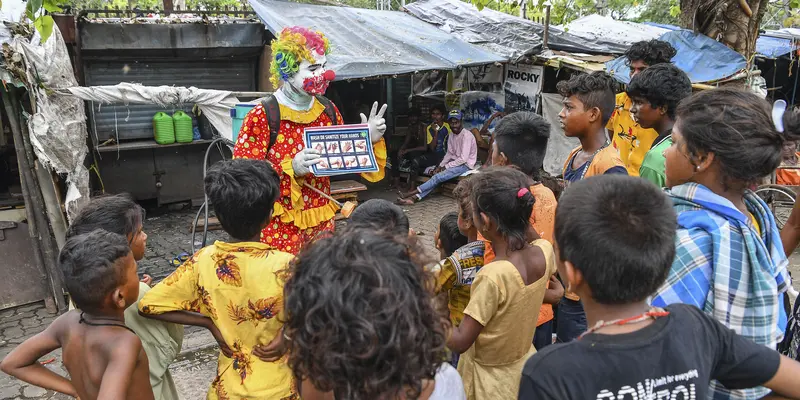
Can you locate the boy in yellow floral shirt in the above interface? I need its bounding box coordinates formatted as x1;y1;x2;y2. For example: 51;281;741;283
139;159;297;400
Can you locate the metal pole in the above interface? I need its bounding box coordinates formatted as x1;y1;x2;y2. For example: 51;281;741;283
542;3;552;51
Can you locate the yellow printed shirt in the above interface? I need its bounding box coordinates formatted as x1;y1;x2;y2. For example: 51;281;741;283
606;92;660;176
435;241;485;327
140;241;297;400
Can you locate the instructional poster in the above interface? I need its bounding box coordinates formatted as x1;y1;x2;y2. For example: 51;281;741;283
304;124;378;176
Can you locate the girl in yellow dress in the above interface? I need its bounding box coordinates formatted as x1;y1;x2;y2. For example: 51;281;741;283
447;167;557;399
139;159;297;400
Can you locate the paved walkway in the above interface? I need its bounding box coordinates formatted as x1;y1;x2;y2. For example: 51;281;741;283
0;187;456;399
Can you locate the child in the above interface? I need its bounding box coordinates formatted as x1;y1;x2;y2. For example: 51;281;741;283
447;167;556;399
485;111;563;349
606;40;676;175
65;194;183;400
398;110;478;204
349;198;411;237
283;227;465;399
436;180;484;368
652;88;796;400
435;211;468;260
556;71;627;343
558;71;627;182
1;230;154;400
628;64;692;187
519;174;800;399
139;159;296;399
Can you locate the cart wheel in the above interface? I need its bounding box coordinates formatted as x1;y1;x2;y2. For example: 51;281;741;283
755;184;797;229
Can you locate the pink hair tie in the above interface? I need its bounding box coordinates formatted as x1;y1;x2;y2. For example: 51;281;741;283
517;188;530;198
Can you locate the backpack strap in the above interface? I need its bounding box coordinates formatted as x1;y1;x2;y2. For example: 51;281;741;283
316;95;339;126
261;95;338;151
260;95;281;151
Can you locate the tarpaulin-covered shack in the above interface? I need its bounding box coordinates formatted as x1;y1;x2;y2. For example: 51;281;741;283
405;0;623;174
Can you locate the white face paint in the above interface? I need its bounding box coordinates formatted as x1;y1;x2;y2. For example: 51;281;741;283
286;53;334;96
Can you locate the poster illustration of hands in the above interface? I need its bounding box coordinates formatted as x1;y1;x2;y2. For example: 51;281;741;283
304;124;378;176
505;64;544;112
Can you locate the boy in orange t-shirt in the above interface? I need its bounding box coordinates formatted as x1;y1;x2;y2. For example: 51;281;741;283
479;111;564;350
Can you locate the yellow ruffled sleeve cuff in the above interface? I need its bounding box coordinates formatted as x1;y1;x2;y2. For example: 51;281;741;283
275;157;305;217
273;157;339;230
361;138;386;183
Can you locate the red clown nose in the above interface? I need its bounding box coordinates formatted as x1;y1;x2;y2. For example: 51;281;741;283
322;70;336;82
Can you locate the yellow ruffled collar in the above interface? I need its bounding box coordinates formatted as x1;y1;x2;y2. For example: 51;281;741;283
279;99;326;125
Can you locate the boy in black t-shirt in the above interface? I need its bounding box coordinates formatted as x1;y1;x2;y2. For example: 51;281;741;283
518;175;800;399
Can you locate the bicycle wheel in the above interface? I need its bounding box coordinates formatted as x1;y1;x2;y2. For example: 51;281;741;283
756;185;797;229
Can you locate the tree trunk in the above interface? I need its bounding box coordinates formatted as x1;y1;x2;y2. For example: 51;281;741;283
680;0;769;62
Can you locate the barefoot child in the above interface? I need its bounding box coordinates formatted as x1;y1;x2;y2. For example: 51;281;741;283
66;194;183;400
284;227;465;399
447;167;556;399
520;175;800;400
556;71;627;343
139;159;296;399
1;230;154;400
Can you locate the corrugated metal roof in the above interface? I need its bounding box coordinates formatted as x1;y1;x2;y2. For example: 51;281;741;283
248;0;505;80
404;0;622;61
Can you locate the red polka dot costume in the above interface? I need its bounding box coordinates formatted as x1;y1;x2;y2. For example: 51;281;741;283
233;100;386;254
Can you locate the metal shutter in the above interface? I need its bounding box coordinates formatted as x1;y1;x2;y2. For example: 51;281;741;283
85;60;256;141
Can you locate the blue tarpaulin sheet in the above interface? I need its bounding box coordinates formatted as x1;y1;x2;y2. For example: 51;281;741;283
248;0;505;81
644;22;795;59
606;29;746;84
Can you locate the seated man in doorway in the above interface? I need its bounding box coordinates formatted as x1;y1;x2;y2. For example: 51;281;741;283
390;108;428;189
398;110;476;204
404;104;451;186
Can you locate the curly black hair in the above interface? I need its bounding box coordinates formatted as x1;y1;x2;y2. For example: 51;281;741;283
677;88;800;189
626;63;692;120
624;40;677;66
556;71;618;125
470;167;535;251
284;227;448;400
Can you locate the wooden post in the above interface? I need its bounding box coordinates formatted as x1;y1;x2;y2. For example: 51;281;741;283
2;87;65;313
163;0;174;13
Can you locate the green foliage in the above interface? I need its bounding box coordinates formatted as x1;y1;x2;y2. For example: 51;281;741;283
634;0;680;25
26;0;61;43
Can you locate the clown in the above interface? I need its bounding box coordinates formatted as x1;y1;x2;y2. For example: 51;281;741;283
233;27;387;254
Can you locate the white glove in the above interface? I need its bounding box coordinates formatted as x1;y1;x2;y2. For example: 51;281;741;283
361;101;388;143
292;148;322;177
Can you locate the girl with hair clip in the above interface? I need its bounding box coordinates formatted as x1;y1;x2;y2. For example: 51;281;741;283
652;88;798;400
446;167;557;400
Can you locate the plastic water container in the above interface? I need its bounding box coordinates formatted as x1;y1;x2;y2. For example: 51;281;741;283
173;111;194;143
153;112;175;145
231;103;257;142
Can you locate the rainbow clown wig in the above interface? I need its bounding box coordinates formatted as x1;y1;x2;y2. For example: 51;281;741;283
270;27;331;88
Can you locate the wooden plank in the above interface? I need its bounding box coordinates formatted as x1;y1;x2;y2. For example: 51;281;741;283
330;180;367;194
192;216;222;232
96;139;213;153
